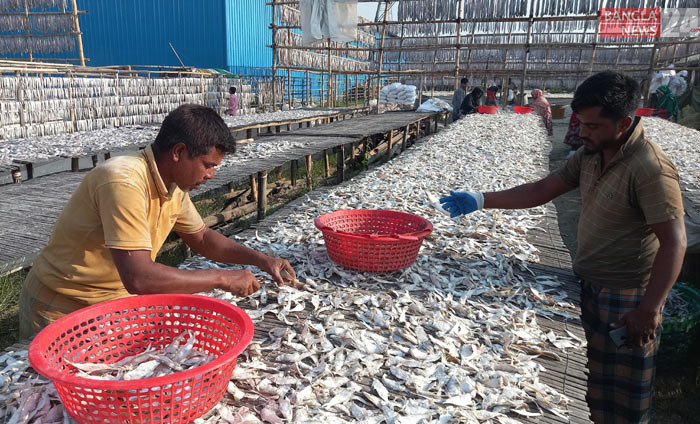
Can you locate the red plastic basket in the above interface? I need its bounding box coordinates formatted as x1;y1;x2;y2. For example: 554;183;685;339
478;106;498;114
636;107;656;116
28;294;254;424
314;209;433;272
513;106;533;114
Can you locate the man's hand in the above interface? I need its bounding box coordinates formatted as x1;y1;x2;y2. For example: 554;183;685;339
613;306;661;347
439;191;484;217
222;269;261;297
258;256;298;287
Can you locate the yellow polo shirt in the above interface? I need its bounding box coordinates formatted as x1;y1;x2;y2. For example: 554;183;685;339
20;145;204;336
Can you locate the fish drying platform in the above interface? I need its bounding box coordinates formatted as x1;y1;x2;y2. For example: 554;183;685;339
0;108;371;186
0;110;446;275
2;112;597;423
1;192;593;424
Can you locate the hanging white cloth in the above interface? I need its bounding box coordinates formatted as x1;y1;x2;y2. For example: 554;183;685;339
300;0;357;45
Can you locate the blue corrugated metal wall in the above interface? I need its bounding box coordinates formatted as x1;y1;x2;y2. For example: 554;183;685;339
74;0;227;68
224;0;272;75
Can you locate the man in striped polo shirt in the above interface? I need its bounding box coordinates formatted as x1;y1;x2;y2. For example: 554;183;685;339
440;71;686;423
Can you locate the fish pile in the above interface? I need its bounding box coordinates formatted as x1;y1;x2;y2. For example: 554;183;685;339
0;349;78;424
2;332;215;423
223;110;339;129
663;286;693;319
0;124;160;167
219;139;312;167
0;109;341;167
180;113;585;422
2;114;586;423
67;331;214;381
643;116;700;192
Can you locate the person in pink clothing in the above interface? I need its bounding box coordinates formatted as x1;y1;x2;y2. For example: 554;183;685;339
530;88;553;136
226;86;238;116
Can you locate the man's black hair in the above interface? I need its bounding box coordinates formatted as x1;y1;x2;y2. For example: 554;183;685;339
153;104;235;157
571;71;641;120
230;86;236;94
471;87;483;98
460;77;468;85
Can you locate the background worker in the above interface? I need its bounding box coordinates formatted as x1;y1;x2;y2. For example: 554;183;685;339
226;86;239;116
440;71;686;423
530;88;553;136
654;85;678;122
485;85;499;106
459;87;483;116
19;104;296;339
451;77;468;121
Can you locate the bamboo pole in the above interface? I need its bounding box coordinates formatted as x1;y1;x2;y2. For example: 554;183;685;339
271;1;277;111
464;19;478;87
520;0;536;106
430;21;441;97
644;0;667;106
453;0;464;89
23;0;32;61
270;40;694;52
327;38;333;108
16;71;25;128
257;171;268;220
398;0;406;76
587;7;602;76
70;0;85;66
501;22;515;108
305;155;313;190
287;68;292;108
376;0;390;114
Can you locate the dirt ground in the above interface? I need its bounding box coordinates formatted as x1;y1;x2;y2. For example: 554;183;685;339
545;108;700;423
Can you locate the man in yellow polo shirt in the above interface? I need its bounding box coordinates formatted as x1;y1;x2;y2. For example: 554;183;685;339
440;72;686;423
19;104;296;338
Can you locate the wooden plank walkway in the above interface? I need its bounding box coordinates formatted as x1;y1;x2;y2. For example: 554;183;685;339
285;111;438;138
526;202;591;423
0;112;441;275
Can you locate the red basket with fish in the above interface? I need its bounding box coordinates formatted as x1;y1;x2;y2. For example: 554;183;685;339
28;294;254;424
513;106;533;114
315;209;433;272
477;105;498;114
636;107;656;116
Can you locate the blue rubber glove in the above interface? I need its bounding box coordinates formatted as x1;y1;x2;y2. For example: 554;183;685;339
439;191;484;218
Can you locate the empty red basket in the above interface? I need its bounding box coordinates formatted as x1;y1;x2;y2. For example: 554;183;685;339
636;107;656;116
29;294;254;424
315;209;433;272
478;106;498;114
513;106;533;114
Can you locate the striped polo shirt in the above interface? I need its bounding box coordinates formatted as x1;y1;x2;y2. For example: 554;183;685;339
554;118;684;289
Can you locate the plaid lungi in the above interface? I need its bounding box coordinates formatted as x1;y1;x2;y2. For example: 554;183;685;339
580;281;660;424
18;269;85;340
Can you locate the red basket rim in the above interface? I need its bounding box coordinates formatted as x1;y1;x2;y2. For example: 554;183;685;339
28;294;254;390
478;106;498;113
513;106;533;113
314;209;433;242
